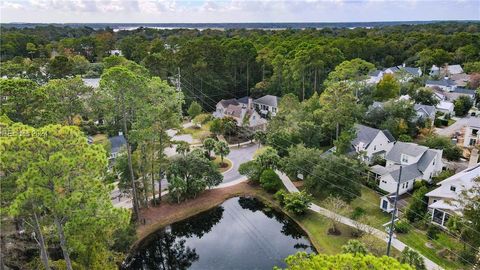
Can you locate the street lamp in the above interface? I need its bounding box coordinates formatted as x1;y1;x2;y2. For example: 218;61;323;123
386;164;403;256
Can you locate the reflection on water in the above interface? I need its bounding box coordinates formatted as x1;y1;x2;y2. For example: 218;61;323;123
123;197;314;270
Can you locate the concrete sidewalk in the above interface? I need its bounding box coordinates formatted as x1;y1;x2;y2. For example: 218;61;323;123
276;170;443;270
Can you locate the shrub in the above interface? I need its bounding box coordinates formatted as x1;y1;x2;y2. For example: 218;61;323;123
400;247;426;270
274;189;287;205
192;113;212;126
398;134;413;142
351;207;366;220
259;169;282;193
426;225;441;240
283;191;312;215
405;186;428;223
394;219;410;233
342;240;369;255
413;180;427;191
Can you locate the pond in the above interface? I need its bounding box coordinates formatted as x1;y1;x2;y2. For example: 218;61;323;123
123;197;315;270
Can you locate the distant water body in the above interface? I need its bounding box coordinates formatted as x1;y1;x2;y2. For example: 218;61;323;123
3;21;477;30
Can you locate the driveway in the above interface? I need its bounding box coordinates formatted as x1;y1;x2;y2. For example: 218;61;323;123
222;142;259;183
436;116;480;137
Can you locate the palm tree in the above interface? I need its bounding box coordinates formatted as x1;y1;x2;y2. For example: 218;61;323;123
214;141;230;166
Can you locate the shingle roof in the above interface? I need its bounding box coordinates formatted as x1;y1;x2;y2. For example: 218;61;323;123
414;104;436;118
219;98;240;108
452;88;476;95
426;78;457;87
390;163;423;183
352;124;380;147
418;149;441;173
225;104;243;118
403;67;421;76
254;95;280;107
386;142;428;163
237;96;249;104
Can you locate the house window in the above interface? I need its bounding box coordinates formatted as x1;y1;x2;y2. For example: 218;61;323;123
374;145;377;151
450;185;456;192
473;129;478;136
382;200;388;210
433;159;435;166
470;138;477;146
401;154;409;163
381;180;387;184
433;199;437;203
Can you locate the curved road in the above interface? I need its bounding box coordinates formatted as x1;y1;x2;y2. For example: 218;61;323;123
112;142;258;208
223;142;259;183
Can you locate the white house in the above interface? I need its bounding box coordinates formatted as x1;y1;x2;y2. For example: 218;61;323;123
350;124;396;163
374;142;443;212
253;95;280;117
436;101;455;115
463;118;480;147
426;164;480;228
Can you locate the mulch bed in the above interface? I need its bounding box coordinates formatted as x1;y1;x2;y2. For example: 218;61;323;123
136;181;261;243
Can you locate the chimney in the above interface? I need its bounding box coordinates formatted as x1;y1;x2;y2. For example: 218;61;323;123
248;97;253;110
468;148;479;168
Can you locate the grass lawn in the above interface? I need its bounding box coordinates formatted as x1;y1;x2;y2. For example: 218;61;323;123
397;229;468;270
92;133;108;142
448;119;456;126
310;186;391;230
296;211;356;254
181;122;212;141
350;186;391;229
213;156;233;173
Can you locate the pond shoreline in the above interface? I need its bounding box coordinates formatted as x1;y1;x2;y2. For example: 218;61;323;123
133;181;320;254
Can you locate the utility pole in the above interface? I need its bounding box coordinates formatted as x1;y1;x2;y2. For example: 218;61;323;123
176;67;181;91
387;165;402;256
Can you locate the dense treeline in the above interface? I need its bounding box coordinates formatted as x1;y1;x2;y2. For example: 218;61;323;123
2;22;479;108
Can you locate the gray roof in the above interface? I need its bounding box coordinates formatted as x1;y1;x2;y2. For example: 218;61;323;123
452;88;476;95
219;98;239;108
403;67;421;76
352;124;395;148
109;135;126;154
418;149;441;173
386;142;428;163
426;78;456;87
254;95;280;107
414;104;436;117
390;163;423;183
237;96;249;104
384;66;420;76
370;101;385;109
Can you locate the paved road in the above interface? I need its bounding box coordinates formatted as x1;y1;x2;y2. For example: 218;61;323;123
112;142;258;208
436;116;480;137
276;170;443;270
222;142;259;183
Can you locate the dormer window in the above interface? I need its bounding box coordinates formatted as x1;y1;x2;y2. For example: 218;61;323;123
401;154;409;163
450;185;456;192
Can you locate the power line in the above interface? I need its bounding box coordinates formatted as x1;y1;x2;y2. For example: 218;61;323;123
180;80;478;267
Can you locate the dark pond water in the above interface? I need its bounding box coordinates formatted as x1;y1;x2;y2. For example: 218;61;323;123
123;197;314;270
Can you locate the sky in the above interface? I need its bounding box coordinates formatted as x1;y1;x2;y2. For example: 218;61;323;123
0;0;479;23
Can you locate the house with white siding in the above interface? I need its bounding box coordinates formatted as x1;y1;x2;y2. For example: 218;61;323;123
253;95;280;117
373;142;443;212
426;164;480;228
350;124;396;163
